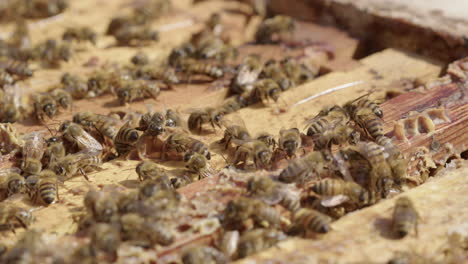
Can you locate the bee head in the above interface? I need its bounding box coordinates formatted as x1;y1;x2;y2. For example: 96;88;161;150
43;103;57;117
269;88;281;102
147;123;164;136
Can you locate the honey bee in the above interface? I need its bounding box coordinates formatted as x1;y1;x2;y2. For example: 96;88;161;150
60;121;103;154
280;57;317;84
26;169;59;205
278;151;327;183
392;197;419;238
1;172;25;198
261;59;293;91
344;94;383;118
61;73;89;99
247;176;300;212
233;140;271;169
165;109;181;128
51;152;102;180
116;80;160;105
252;78;282;104
338;148;372;190
345;96;383;140
62;27;97;45
0;204;33;231
218;95;249;114
184;151;211;180
0;86;23;123
306;105;349;137
137;111;166;136
131;51;149;66
255;132;277;150
289;208;332;235
43;137;66;165
0;57;33;79
21;0;68;19
237;228;287;259
84;190;118;223
0;243;6;256
21;131;46;176
359;141;393;198
168;43;196;67
114;26;159;46
197;40;238;62
376;136;407;184
182;246;227;264
219;123;251;149
34;39;72;67
137;186;180;219
218;117;251;149
179;58;224;79
0;70;13;88
33;93;57;122
311;178;370;205
129;1;167;25
229;54;263;95
0;124;23;155
120;213;174;246
255;15;295;44
278;128;301;158
188;107;224;133
73;111;120;139
114;122;140;157
50;88;72;110
222;197;281;230
135;161;171;185
135;65;180;88
163;131;211;160
87;70;125;97
90;223;121;257
312;124;359;150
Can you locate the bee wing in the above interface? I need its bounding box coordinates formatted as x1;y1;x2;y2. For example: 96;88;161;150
3;84;24;108
235;65;261;85
73;130;103;154
257;188;284;205
221;113;247;128
21;131;46;159
0;167;22;178
321;194;349;207
333;152;353;182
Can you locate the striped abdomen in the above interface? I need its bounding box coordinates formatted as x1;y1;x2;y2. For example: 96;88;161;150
364;142;387;163
0;58;33;78
293;208;331;233
311;179;345;196
185;62;223;78
306;117;330;136
356;98;383;118
7;173;24;196
38;177;57;204
359;114;384;139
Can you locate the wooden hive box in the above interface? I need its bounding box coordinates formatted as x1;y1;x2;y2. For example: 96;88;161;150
0;0;467;263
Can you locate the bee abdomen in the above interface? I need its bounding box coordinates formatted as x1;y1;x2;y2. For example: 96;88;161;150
294;208;331;233
307;118;328;136
39;181;57;204
363;116;384;139
311;179;341;196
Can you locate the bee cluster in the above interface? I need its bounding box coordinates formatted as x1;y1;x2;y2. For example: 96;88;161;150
0;0;457;263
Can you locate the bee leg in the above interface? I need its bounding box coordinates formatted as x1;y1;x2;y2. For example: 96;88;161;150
9;224;17;234
224;138;231;150
79;168;90;181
